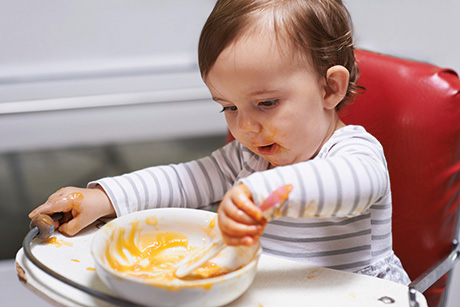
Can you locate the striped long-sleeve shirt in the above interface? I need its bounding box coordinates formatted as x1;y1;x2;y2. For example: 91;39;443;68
90;125;396;274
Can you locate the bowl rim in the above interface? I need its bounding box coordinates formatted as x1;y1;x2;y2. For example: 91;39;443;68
91;208;262;289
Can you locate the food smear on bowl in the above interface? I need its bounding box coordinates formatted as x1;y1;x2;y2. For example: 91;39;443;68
208;216;216;228
145;215;160;230
202;216;218;238
103;219;237;285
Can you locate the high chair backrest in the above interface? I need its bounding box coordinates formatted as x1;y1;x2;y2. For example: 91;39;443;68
339;50;460;306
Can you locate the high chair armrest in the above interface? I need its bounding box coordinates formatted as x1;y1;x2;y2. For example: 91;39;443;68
408;240;459;307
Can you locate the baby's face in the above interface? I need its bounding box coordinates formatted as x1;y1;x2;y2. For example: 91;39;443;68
205;32;341;167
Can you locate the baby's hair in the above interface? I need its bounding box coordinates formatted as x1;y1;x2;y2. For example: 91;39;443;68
198;0;363;110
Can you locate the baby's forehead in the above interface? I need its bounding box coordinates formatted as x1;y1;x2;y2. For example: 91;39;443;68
227;25;313;70
210;34;316;84
233;12;313;63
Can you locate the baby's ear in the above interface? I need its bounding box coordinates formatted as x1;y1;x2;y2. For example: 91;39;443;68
323;65;350;110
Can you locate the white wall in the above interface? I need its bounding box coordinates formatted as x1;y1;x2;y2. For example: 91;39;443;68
1;0;457;84
345;0;460;74
0;1;458;152
0;0;214;82
0;1;223;153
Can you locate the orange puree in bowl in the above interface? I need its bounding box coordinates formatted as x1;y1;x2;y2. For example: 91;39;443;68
104;220;231;283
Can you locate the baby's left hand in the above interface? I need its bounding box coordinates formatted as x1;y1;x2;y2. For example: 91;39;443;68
217;183;265;246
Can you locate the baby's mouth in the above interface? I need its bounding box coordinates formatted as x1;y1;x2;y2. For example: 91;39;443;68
257;143;278;155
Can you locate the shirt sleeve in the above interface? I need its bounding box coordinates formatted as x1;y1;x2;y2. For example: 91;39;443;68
87;142;243;217
239;131;390;218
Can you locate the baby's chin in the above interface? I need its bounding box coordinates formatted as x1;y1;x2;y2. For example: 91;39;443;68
266;152;314;168
260;154;288;168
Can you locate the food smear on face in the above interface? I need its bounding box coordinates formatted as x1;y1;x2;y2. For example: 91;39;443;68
103;220;235;288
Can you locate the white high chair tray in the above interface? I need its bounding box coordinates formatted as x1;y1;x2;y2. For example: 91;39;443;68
16;220;427;307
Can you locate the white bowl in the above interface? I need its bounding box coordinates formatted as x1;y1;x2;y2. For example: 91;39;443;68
91;208;261;307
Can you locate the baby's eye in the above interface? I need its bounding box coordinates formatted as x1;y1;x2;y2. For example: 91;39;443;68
220;105;237;113
259;99;279;107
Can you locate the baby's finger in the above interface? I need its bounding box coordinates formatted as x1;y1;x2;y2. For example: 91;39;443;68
221;199;258;225
58;214;90;237
28;201;63;218
232;192;263;222
222;233;256;246
219;211;262;237
28;205;44;218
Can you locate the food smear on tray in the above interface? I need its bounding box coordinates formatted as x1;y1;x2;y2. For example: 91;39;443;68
42;236;73;247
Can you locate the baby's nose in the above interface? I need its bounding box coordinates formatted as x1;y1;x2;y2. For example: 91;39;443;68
238;114;261;133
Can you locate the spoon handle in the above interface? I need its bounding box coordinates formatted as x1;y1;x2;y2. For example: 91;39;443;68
175;240;227;278
259;184;293;212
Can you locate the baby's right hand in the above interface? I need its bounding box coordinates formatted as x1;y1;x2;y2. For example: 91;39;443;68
28;186;115;236
217;183;265;246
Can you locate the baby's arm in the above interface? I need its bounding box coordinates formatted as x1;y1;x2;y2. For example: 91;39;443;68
241;134;389;219
28;142;241;236
89;144;241;216
28;186;116;236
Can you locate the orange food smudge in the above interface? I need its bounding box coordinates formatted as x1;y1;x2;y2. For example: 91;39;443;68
202;226;216;238
145;215;160;230
43;236;73;247
64;192;84;209
201;216;217;238
208;216;217;229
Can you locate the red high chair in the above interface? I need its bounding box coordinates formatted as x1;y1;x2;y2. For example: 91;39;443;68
340;50;460;307
226;50;460;307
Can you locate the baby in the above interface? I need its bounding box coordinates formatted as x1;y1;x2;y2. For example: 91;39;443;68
30;0;410;284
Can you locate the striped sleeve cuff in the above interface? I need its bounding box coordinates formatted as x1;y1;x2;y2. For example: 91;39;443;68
87;178;133;217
